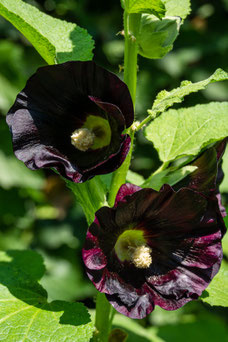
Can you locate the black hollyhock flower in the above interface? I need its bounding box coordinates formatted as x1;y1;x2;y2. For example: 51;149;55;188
82;144;226;319
173;139;227;218
6;61;134;182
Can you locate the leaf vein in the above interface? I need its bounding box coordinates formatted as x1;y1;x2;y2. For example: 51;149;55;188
169;117;213;159
0;305;34;323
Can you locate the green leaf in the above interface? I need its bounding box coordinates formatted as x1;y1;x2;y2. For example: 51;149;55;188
0;250;94;342
138;14;181;59
201;262;228;307
145;102;228;163
125;0;166;18
0;151;44;189
143;165;197;190
126;170;145;186
163;0;191;20
148;68;228;118
0;0;94;64
66;177;107;224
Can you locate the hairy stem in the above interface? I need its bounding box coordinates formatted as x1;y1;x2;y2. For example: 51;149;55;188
108;12;141;207
136;112;155;131
94;11;142;342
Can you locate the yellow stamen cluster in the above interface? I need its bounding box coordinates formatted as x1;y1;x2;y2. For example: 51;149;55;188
71;128;95;152
130;245;152;269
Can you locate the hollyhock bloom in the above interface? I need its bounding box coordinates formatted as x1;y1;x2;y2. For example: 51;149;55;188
6;61;134;183
173;139;227;217
82;144;226;319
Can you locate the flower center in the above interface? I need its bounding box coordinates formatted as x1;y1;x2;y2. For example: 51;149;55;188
71;115;112;152
114;229;152;269
130;245;152;269
71;128;95;152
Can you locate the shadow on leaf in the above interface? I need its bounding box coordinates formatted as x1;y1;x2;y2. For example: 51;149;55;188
0;249;91;327
56;27;94;64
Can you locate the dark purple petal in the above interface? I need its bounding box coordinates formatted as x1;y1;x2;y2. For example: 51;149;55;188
79;135;131;181
89;97;126;132
173;148;217;195
216;193;226;218
173;140;227;218
106;282;154;319
215;138;227;161
83;183;224;319
174;140;227;195
114;183;142;207
7;61;134;182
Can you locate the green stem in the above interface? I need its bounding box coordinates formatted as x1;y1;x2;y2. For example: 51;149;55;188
151;161;169;177
94;293;114;342
136;112;155;131
93;11;141;341
108;12;141;207
142;161;169;187
123;12;141;104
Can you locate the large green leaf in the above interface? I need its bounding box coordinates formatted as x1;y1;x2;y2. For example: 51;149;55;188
147;68;228;119
0;0;94;64
138;14;181;59
0;250;94;342
201;262;228;307
145;102;228;163
163;0;191;20
125;0;165;18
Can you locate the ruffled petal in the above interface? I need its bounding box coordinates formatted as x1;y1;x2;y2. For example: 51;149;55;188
83;183;224;318
7;61;134;182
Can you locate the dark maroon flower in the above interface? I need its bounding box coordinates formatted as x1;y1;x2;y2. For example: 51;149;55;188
6;61;134;182
173;139;227;220
82;144;226;319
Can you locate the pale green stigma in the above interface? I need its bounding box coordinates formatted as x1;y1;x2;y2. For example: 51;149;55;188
114;229;152;269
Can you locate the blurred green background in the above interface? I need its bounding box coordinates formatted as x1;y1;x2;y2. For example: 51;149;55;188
0;0;228;341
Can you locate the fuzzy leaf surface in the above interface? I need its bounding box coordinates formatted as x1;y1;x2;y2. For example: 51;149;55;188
0;0;94;64
163;0;191;20
145;102;228;162
125;0;165;18
0;250;94;342
201;262;228;307
148;69;228;119
138;14;181;59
